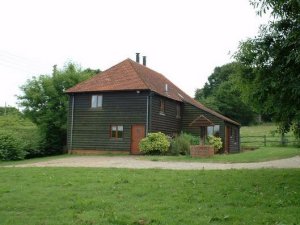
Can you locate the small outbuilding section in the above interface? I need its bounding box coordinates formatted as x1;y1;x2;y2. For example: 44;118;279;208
66;55;240;154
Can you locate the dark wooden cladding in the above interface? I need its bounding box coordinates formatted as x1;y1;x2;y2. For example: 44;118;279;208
182;102;225;148
67;91;240;153
225;122;240;153
149;93;181;136
182;102;240;152
182;103;225;137
67;91;148;151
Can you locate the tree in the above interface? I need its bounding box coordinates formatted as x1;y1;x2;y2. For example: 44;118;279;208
195;62;256;125
18;63;100;154
0;106;21;116
235;0;300;136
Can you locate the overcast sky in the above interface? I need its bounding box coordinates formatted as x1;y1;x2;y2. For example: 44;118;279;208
0;0;268;107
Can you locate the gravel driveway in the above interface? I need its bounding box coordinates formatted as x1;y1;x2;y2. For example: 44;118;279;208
8;155;300;170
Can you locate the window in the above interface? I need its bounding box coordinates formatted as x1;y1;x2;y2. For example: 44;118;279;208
207;126;214;136
207;125;220;137
214;125;220;137
110;125;123;139
160;99;165;114
176;104;181;118
91;95;103;108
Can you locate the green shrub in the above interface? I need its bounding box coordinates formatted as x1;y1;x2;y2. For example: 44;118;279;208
170;135;190;155
0;132;27;161
23;135;42;158
139;132;170;155
170;133;199;155
208;135;223;153
181;133;199;145
0;115;42;158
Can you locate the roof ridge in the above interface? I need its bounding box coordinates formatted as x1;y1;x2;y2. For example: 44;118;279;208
127;59;150;90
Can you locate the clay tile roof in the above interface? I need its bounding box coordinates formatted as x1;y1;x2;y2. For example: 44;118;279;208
66;58;240;126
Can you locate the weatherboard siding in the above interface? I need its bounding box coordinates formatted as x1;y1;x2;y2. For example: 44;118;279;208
182;103;225;137
181;102;226;148
182;103;240;152
225;122;240;153
67;91;148;151
149;94;181;136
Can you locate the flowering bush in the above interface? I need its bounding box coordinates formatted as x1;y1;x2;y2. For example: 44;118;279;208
207;135;223;153
139;132;170;154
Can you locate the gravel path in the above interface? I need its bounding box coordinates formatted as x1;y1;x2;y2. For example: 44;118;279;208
8;156;300;170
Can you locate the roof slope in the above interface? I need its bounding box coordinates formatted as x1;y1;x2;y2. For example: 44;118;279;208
66;58;240;126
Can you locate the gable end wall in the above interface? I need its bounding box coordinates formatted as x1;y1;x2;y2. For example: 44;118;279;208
67;91;148;151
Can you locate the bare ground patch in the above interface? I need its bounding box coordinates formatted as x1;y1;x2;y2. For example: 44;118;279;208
5;155;300;170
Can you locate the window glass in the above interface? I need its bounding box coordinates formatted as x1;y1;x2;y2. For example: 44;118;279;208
91;95;102;108
111;125;117;138
91;95;98;108
214;125;220;136
97;95;103;107
111;125;123;139
117;126;123;138
207;126;214;136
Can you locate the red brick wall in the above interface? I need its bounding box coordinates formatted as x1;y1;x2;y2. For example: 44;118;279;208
190;145;214;157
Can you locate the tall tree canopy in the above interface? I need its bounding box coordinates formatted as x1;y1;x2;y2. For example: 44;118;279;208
18;63;100;154
195;62;256;125
235;0;300;136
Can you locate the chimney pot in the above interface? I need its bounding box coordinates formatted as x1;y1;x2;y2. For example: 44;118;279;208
136;53;140;63
142;56;146;66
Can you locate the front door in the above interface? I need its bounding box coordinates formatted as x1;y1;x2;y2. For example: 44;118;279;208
131;125;145;154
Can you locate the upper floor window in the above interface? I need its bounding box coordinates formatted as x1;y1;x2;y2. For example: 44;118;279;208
160;99;165;114
176;104;181;118
91;95;102;108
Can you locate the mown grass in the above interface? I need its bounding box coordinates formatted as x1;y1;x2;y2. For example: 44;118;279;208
241;123;280;136
142;146;300;163
0;168;299;225
241;123;298;147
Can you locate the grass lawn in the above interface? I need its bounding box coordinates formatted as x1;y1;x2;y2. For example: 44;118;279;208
0;168;299;225
141;146;300;163
241;123;280;136
240;123;298;147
